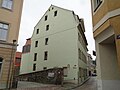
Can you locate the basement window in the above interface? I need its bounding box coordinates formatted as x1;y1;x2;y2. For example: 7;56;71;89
43;67;47;70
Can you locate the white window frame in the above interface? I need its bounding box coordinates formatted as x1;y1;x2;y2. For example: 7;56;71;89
92;0;104;14
0;22;9;41
2;0;13;10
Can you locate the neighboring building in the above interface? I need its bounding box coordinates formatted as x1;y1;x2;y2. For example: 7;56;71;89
87;54;96;76
14;52;22;76
12;52;22;88
20;5;88;84
91;0;120;90
20;38;31;74
0;0;23;89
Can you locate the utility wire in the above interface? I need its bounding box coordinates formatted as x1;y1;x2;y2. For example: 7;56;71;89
32;26;77;40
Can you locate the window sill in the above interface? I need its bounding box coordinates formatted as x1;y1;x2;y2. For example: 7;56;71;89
1;7;13;12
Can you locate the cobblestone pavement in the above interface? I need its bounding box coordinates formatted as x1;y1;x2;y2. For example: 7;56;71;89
75;77;97;90
11;77;97;90
12;81;63;90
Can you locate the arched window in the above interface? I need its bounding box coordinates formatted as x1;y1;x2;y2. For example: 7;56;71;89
0;57;3;73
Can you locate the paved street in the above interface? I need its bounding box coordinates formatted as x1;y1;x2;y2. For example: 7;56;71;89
75;77;97;90
13;77;97;90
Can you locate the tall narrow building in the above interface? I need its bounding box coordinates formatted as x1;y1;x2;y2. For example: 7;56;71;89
20;5;88;84
0;0;23;89
91;0;120;90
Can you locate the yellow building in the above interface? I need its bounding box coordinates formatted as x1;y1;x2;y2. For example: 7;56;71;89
91;0;120;90
0;0;23;89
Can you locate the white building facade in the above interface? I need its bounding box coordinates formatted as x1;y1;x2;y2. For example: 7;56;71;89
20;5;88;84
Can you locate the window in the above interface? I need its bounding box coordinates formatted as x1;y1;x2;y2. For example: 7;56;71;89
44;51;48;60
46;25;49;31
33;63;36;71
93;0;102;11
54;11;57;16
45;15;48;21
63;67;68;77
2;0;13;10
0;22;9;41
45;38;48;45
36;29;39;34
22;45;31;53
52;7;54;10
34;53;37;61
0;57;3;73
43;67;47;70
35;41;38;47
78;49;81;59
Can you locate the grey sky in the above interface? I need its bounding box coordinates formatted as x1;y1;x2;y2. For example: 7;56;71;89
18;0;95;58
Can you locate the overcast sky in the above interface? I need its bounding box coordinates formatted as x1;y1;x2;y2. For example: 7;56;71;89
18;0;95;58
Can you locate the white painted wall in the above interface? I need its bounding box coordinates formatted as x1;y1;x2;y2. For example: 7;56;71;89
20;5;88;83
95;26;120;90
20;53;31;74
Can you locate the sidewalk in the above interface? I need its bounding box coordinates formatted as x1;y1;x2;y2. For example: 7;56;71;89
62;77;90;90
75;77;97;90
12;81;63;90
11;77;97;90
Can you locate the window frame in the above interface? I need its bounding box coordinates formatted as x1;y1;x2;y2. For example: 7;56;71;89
43;67;47;70
0;22;9;41
1;0;13;10
93;0;103;12
22;45;31;53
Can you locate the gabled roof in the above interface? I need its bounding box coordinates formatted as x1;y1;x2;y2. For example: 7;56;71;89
34;5;74;28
